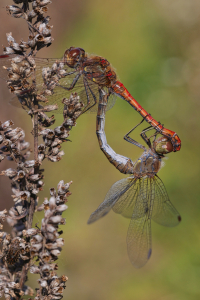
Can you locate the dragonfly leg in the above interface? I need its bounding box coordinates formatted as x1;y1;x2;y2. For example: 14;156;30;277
58;72;81;90
140;123;162;147
81;78;98;114
124;119;146;150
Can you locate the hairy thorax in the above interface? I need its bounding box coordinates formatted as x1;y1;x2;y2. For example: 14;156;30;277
82;55;117;87
133;149;161;177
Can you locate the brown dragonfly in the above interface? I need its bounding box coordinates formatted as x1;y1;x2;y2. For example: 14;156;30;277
0;47;181;151
0;48;117;113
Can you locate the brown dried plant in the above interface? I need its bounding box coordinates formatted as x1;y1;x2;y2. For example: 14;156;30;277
0;1;83;299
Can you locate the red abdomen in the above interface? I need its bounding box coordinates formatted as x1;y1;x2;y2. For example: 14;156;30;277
111;81;181;152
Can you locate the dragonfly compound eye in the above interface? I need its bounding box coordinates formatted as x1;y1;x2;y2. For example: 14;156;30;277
154;136;173;155
64;47;85;68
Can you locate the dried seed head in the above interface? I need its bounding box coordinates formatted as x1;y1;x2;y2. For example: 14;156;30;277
38;279;48;287
50;249;61;257
49;196;56;210
30;265;40;274
30;234;43;244
27;35;36;48
0;209;7;222
41;251;51;263
28;10;37;20
49;215;62;224
19;190;30;200
3;47;15;55
56;204;68;213
6;5;23;17
0;168;17;178
61;275;68;282
31;242;42;252
23;228;39;237
24;160;36;168
57;180;72;195
0;155;5;162
37;0;52;7
1;120;14;131
51;138;62;147
28;174;41;182
17;170;25;179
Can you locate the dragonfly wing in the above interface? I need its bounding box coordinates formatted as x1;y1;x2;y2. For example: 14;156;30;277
78;84;117;113
76;79;99;113
0;55;117;113
34;58;84;113
35;64;115;114
152;175;181;227
105;91;117;112
127;177;154;268
111;177;138;218
0;55;81;113
37;76;85;113
0;55;65;81
87;177;135;224
34;58;117;113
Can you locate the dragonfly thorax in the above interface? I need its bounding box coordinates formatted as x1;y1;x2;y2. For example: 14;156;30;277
133;149;161;176
82;56;117;88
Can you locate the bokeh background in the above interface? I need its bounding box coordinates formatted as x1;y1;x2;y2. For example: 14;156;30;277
0;0;200;299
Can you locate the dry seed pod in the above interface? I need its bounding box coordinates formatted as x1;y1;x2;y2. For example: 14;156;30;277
0;155;5;162
30;265;40;274
24;160;36;168
23;228;39;237
31;243;42;252
50;249;61;257
28;9;37;19
2;120;14;130
56;204;68;213
49;196;56;209
30;234;43;244
0;168;17;177
51;138;62;147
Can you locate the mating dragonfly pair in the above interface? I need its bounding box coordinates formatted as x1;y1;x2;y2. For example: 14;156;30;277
0;47;181;268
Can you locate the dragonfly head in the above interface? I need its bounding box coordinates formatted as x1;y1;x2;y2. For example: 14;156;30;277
153;136;173;155
64;47;85;68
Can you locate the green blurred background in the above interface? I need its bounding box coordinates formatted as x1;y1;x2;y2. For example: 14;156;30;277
0;0;200;299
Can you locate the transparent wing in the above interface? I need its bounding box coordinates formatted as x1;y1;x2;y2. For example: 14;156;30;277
87;177;135;224
43;78;116;114
0;55;67;80
0;54;116;113
34;57;76;89
152;175;181;227
0;55;83;112
111;178;138;218
34;58;117;113
127;177;154;268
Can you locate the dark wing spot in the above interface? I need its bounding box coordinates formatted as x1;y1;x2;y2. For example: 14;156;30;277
148;248;152;259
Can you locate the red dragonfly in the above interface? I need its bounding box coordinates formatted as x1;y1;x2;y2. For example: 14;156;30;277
89;89;181;268
0;47;181;151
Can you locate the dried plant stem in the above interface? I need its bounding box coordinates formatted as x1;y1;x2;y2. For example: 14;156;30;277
0;1;84;298
27;110;39;229
27;196;36;230
34;112;39;161
19;110;39;291
19;264;29;294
